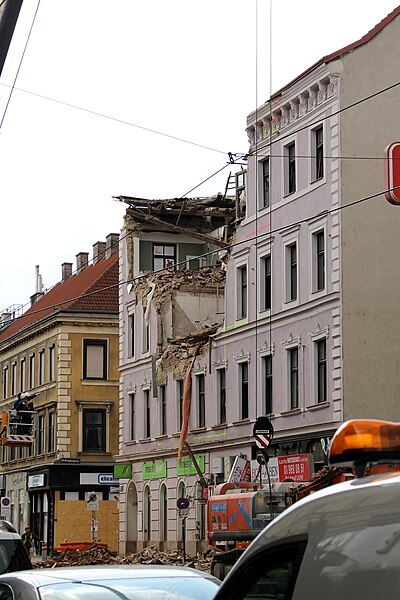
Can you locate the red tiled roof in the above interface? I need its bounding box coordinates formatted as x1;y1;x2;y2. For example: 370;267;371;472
272;5;400;98
0;253;119;343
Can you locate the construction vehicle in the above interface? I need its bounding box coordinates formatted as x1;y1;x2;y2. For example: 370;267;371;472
207;465;353;579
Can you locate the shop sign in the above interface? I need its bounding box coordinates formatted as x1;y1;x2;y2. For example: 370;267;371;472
278;454;312;482
176;455;204;476
227;456;251;484
80;472;116;486
98;474;119;485
114;464;132;479
142;460;167;480
250;457;279;484
28;474;44;488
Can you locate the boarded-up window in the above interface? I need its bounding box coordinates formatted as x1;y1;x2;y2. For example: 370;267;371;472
83;340;107;380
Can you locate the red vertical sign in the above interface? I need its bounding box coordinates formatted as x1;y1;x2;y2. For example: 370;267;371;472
385;142;400;205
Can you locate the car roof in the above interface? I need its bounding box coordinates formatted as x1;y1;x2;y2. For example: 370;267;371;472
239;471;400;562
0;565;220;587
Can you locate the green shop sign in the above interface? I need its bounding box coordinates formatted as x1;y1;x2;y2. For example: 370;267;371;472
114;464;132;479
176;455;205;476
142;460;167;480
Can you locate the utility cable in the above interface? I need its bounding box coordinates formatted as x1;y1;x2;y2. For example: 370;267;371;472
4;182;399;325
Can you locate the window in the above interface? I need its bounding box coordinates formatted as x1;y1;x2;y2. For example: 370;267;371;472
47;410;55;453
128;314;135;358
11;362;16;396
83;339;107;380
153;243;176;271
20;357;26;393
261;255;271;311
49;344;55;381
312;230;325;292
159;386;167;436
197;374;205;428
239;362;249;420
177;380;184;430
262;158;270;208
29;353;35;389
39;349;45;385
237;264;248;320
129;392;135;441
287;142;296;194
313;126;324;181
218;368;226;425
83;409;106;452
288;348;299;409
142;308;149;354
37;413;45;455
262;355;273;414
286;243;297;302
316;338;327;403
236;170;246;214
144;389;151;439
3;365;8;399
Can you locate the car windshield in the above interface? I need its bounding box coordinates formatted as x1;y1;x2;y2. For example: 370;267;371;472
0;540;31;574
39;576;219;600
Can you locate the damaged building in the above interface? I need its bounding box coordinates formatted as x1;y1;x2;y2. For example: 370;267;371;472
116;191;241;554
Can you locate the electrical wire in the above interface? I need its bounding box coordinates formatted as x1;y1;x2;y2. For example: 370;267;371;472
5;182;399;326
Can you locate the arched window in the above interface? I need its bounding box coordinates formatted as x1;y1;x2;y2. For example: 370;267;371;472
160;484;168;542
143;485;151;541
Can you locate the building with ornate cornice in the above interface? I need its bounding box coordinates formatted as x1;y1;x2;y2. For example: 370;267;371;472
0;234;120;553
116;6;400;555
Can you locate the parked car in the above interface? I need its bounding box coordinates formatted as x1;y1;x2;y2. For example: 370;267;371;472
0;521;31;575
0;564;220;599
213;419;400;600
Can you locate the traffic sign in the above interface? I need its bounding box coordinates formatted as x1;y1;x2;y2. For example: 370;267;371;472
176;497;190;510
87;492;99;512
178;508;189;519
385;142;400;205
253;416;274;449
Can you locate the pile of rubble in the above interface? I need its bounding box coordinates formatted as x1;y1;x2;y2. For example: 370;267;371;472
34;544;218;572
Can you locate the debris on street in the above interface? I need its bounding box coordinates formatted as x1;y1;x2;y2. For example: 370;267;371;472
34;544;218;572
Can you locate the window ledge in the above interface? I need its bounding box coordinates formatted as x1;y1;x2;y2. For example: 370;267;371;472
77;451;112;456
155;434;169;440
232;419;251;426
191;427;207;434
280;408;302;417
211;424;227;430
307;401;330;412
172;432;181;438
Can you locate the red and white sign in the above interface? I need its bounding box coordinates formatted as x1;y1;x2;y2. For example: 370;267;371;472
278;454;311;482
384;142;400;205
227;457;251;484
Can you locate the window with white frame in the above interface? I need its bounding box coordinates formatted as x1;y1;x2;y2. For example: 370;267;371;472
260;254;271;311
29;353;35;389
217;368;226;425
128;313;135;358
262;355;273;414
285;242;298;302
153;243;176;270
83;339;107;380
159;385;167;435
20;357;26;393
239;361;249;420
3;365;8;399
237;264;248;320
47;410;55;453
196;373;205;428
284;142;296;195
311;125;324;181
83;408;106;452
288;347;299;410
144;388;151;439
315;338;327;403
37;413;45;455
236;170;247;214
261;158;270;209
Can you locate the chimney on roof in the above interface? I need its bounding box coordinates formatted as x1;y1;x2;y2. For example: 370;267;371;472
105;233;119;259
62;262;73;281
30;265;44;306
76;252;89;273
0;312;11;325
93;241;106;264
